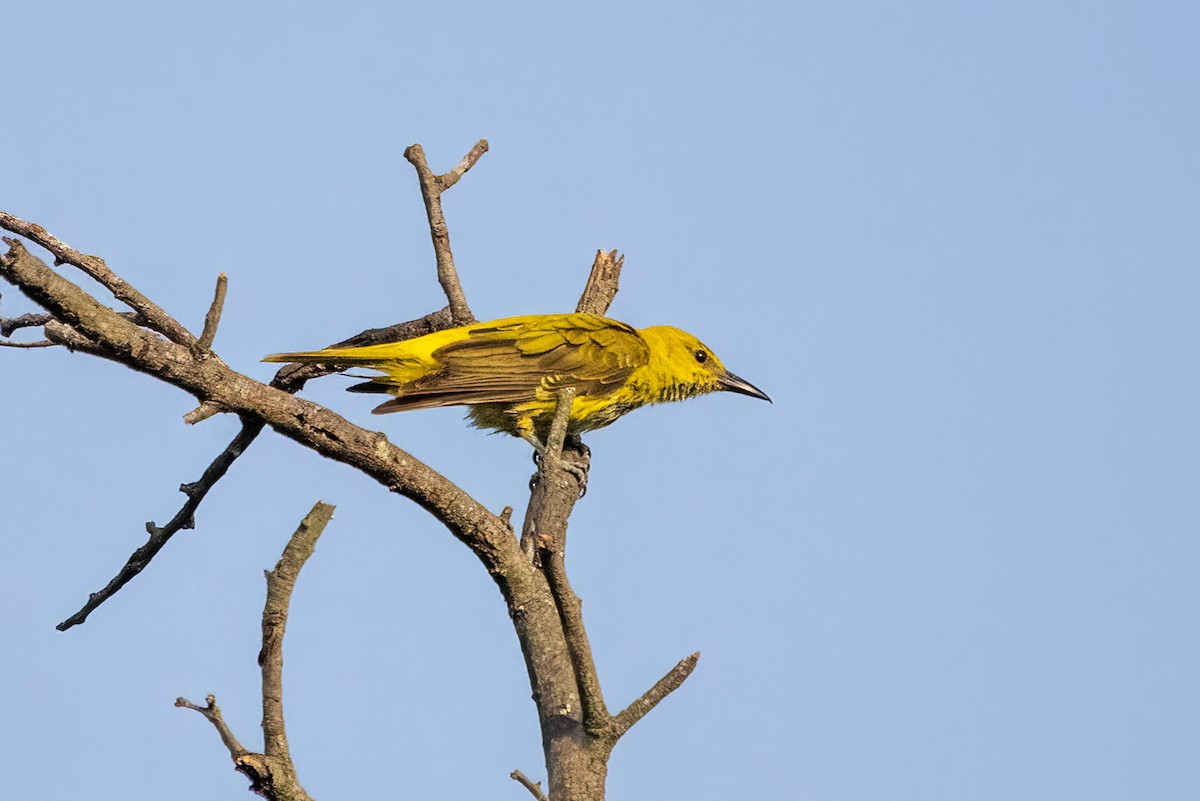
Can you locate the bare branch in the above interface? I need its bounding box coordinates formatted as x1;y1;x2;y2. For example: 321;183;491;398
0;338;54;348
612;652;700;740
576;250;624;316
404;141;487;325
544;548;610;735
259;501;335;762
53;306;456;630
510;770;550;801
0;310;51;336
193;272;228;357
176;504;329;801
183;401;225;425
57;418;264;631
440;138;490;191
175;694;250;759
0;212;197;346
0;240;517;621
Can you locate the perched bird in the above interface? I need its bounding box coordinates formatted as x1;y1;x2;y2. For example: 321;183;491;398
264;313;770;451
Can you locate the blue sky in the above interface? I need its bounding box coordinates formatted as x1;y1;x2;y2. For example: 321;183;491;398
1;2;1197;799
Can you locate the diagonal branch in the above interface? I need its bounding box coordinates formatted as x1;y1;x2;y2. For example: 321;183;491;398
0;237;518;593
57;417;264;631
404;140;487;325
175;694;250;759
0;210;196;346
510;769;550;801
611;652;700;741
56;307;457;630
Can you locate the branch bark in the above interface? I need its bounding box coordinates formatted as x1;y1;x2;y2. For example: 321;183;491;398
177;501;331;801
404;140;487;325
1;166;703;801
0;210;195;345
193;271;227;357
51;306;455;629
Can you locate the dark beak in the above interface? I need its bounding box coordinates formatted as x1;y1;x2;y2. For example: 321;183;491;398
718;371;771;402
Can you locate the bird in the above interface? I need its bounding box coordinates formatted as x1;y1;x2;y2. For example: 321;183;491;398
264;312;770;452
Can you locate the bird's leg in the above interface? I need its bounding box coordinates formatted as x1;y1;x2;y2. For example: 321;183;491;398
564;433;590;459
520;429;547;490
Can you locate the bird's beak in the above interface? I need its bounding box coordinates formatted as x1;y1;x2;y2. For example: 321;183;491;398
718;370;771;402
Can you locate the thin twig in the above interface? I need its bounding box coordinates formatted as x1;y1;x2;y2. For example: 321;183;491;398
0;211;197;346
193;272;227;357
510;770;550;801
404;141;487;325
56;418;265;631
260;501;334;761
0;338;54;348
576;250;624;316
175;694;250;759
612;652;700;739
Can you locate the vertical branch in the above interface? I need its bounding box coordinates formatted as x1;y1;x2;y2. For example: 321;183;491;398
576;250;624;316
193;272;228;357
177;502;331;801
404;140;488;325
259;501;335;762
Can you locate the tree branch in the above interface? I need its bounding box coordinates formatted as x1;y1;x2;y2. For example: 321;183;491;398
611;652;700;740
404;140;487;325
0;210;196;346
0;237;518;600
176;503;328;801
260;501;334;763
175;694;250;759
193;272;227;357
0;310;51;336
56;417;264;631
49;305;456;629
576;250;624;317
510;769;550;801
544;548;609;734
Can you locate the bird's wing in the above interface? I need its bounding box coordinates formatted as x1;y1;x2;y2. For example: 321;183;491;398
371;314;649;414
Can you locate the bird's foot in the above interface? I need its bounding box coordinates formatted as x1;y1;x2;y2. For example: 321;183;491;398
528;444;589;498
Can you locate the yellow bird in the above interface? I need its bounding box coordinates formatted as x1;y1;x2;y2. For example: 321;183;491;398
264;313;770;451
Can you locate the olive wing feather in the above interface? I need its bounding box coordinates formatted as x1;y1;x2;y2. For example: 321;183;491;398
371;315;649;414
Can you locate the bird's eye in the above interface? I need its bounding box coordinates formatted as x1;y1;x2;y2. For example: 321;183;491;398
694;349;708;363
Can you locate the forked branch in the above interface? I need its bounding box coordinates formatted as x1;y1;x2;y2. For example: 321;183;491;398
177;501;332;801
0;210;194;346
404;140;488;325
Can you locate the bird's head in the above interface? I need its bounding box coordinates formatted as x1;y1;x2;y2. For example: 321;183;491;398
639;326;771;403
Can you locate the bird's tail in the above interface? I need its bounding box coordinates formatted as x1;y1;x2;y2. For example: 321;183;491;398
262;343;403;366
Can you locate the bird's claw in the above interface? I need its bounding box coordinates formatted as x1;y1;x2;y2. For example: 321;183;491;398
528;457;588;499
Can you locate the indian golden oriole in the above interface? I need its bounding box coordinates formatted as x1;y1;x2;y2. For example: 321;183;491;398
264;313;769;451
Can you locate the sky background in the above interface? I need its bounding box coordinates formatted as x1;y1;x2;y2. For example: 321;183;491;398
2;2;1197;799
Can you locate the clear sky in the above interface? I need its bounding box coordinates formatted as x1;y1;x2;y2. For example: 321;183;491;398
2;2;1197;799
